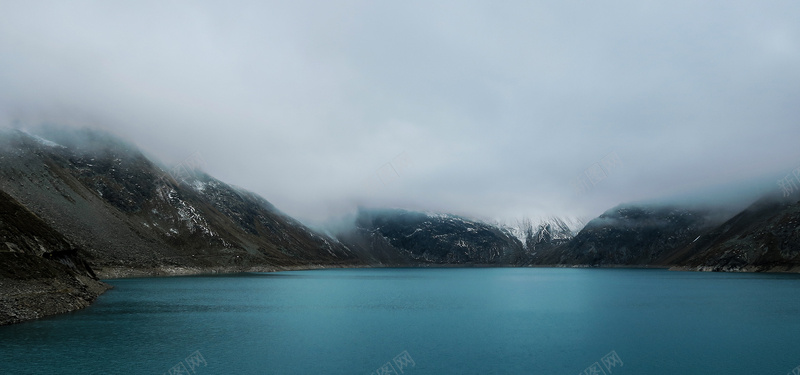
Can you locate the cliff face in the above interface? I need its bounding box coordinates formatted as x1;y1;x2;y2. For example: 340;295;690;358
0;129;361;278
0;188;110;325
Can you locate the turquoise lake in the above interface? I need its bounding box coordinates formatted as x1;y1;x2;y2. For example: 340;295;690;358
2;268;800;374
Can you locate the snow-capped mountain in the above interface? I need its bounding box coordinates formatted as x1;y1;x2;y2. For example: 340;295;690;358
497;216;586;253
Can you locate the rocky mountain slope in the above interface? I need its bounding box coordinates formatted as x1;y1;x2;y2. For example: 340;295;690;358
671;193;800;272
0;128;360;278
500;217;585;262
3;126;800;325
0;188;109;325
337;208;527;265
531;205;722;266
529;191;800;273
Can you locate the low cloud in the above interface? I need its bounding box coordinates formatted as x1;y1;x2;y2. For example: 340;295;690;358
1;0;799;225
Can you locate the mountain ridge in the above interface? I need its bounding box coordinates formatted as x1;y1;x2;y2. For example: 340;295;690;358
3;126;800;325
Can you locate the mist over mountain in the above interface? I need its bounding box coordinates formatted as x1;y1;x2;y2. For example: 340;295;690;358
3;8;800;375
1;126;800;326
0;128;361;278
673;190;800;272
531;204;729;266
3;0;799;226
336;208;528;265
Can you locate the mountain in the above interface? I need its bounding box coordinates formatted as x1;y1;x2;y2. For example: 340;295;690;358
531;204;725;266
0;128;361;278
529;191;800;272
0;188;109;325
672;193;800;272
3;125;800;325
499;217;585;260
337;208;527;265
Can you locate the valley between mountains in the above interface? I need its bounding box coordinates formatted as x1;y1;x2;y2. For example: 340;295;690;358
2;128;799;325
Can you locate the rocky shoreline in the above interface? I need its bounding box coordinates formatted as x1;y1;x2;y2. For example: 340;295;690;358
0;263;372;326
93;262;371;279
0;275;110;326
0;252;111;326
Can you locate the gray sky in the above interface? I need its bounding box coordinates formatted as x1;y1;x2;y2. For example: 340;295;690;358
1;0;799;225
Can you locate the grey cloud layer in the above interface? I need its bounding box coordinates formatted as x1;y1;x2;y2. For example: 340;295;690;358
1;0;798;223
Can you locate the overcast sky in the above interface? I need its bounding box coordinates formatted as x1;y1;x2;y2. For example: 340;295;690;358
1;0;799;225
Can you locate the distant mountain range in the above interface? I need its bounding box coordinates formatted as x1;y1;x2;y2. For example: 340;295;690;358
336;208;527;265
1;127;799;324
530;194;800;272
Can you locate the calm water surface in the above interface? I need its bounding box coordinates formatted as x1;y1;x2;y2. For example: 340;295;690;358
1;268;800;374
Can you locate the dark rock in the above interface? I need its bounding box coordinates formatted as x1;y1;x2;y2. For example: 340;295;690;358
338;208;526;265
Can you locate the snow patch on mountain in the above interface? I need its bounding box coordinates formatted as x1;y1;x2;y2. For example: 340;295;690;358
20;130;64;148
497;216;588;249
